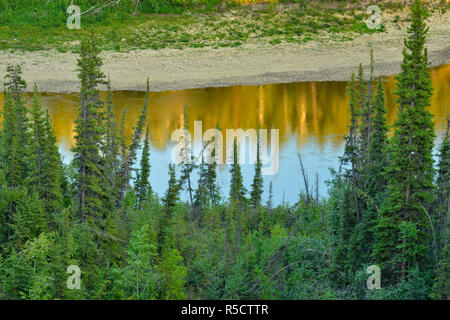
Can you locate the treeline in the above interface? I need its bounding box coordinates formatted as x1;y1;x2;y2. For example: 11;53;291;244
327;0;449;299
0;0;448;300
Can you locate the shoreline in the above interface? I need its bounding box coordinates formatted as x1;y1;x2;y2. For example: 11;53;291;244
0;18;449;93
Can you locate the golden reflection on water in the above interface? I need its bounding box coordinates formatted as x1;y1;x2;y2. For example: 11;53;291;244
0;64;449;151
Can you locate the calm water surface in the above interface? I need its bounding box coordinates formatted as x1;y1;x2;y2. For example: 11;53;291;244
1;63;449;204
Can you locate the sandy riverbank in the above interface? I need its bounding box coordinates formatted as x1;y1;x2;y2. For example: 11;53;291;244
0;10;448;92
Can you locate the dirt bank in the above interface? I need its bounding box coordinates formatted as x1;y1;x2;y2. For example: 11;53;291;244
0;10;448;92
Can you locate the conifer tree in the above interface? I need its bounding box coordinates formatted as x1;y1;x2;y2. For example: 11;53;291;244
229;137;246;206
42;110;64;214
357;63;371;169
194;125;221;216
179;105;195;206
28;85;63;215
266;181;273;209
193;157;209;216
103;78;122;210
2;66;29;188
1;66;30;242
250;131;263;209
72;34;107;225
118;79;149;201
341;73;361;223
367;78;389;204
349;78;389;273
158;164;180;252
135;126;152;208
206;123;221;206
373;0;435;283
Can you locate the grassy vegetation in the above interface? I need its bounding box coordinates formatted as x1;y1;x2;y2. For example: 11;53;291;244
0;0;383;52
0;1;447;52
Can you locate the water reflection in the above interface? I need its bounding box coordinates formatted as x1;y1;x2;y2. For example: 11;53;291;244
0;63;448;204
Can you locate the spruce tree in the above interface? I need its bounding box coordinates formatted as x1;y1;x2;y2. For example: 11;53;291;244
349;77;389;274
103;78;122;210
158;164;180;252
72;34;107;225
42;110;64;214
28;84;63;215
1;66;30;242
373;0;435;283
367;78;389;205
179;105;195;206
2;66;29;188
266;181;273;209
194;125;221;216
250;131;263;209
193;157;209;217
229;137;247;206
206;123;221;206
135;126;152;208
342;73;361;223
118;79;149;201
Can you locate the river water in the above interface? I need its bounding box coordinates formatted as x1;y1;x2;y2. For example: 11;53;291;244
1;63;448;204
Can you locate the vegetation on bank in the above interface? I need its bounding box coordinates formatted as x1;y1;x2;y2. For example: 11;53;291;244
4;0;449;52
0;0;448;300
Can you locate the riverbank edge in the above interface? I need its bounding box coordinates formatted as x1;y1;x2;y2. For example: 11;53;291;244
0;43;448;93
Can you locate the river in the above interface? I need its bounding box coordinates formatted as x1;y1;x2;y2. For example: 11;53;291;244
0;63;448;204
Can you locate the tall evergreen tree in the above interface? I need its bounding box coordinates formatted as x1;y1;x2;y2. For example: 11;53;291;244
250;131;263;209
28;84;63;215
206;123;221;206
118;79;149;202
373;0;435;283
103;78;123;210
158;164;180;252
179;105;195;206
1;65;29;188
367;78;389;205
72;34;107;225
348;77;389;274
193;155;209;217
0;66;30;242
343;73;361;223
135;126;152;208
229;137;246;206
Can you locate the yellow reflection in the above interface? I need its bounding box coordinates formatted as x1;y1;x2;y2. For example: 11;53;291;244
0;64;448;150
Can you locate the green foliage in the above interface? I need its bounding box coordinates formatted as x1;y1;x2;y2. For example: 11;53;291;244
250;132;264;210
72;34;107;225
119;224;158;299
0;6;446;298
374;0;435;285
229;138;247;206
135;126;153;208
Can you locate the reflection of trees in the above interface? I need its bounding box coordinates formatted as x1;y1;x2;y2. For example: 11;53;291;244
0;64;447;151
